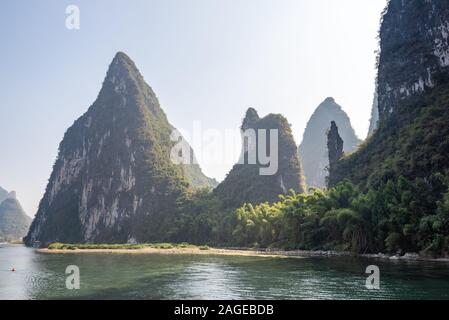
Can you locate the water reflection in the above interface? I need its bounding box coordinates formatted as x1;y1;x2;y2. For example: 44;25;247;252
1;244;449;300
169;260;249;299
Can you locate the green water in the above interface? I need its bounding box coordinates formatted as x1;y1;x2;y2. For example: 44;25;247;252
1;244;449;300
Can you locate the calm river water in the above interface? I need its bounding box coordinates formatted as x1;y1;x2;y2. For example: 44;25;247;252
1;244;448;299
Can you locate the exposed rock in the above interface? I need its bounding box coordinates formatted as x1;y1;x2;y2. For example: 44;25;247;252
326;121;344;188
377;0;449;120
403;253;420;260
367;90;379;137
241;107;260;131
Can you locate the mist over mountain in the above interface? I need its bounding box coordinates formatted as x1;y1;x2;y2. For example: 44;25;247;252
0;186;16;204
299;97;361;188
0;187;30;242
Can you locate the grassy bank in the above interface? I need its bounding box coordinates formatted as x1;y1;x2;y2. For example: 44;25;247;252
41;242;449;262
47;242;210;251
38;242;449;262
41;242;298;258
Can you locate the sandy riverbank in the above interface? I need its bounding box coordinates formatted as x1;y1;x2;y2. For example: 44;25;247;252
37;247;302;258
36;246;449;262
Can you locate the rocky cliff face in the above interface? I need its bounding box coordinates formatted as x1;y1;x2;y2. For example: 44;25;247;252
378;0;449;119
330;0;449;187
25;52;215;247
299;98;361;188
367;90;379;137
214;108;306;207
326;121;344;188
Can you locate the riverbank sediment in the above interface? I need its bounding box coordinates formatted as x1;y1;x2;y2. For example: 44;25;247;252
37;247;299;258
36;245;449;262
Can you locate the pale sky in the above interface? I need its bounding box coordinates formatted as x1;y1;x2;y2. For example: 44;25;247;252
0;0;387;217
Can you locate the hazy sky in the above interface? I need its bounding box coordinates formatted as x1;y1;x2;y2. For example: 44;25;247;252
0;0;387;217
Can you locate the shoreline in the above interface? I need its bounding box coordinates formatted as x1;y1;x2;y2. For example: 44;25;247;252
36;246;449;262
37;247;300;258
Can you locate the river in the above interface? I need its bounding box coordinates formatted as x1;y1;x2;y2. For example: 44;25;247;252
1;244;448;299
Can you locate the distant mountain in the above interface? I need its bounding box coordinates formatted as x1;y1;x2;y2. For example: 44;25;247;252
183;154;218;189
25;52;215;247
0;186;8;203
299;98;361;188
0;186;16;204
214;108;306;206
0;188;30;242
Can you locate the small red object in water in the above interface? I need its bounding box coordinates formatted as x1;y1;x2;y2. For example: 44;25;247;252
11;268;15;272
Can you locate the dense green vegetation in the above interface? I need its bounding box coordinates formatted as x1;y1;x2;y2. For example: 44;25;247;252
162;85;449;257
43;168;449;255
231;179;449;256
161;171;448;256
331;83;449;189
